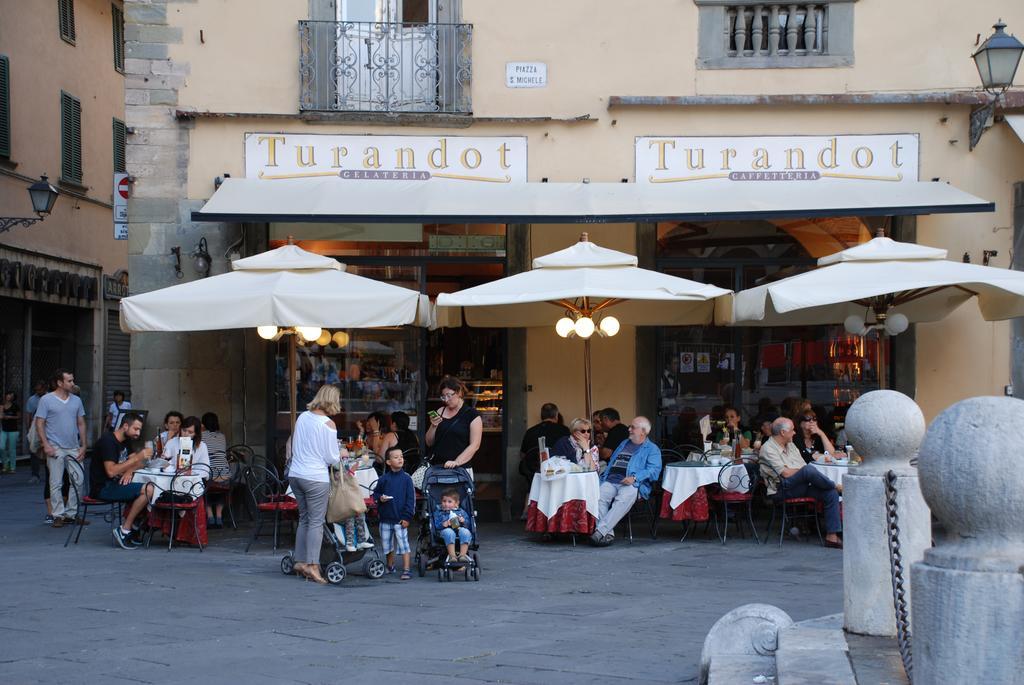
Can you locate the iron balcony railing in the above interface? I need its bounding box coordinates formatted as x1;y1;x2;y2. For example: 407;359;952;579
299;20;472;114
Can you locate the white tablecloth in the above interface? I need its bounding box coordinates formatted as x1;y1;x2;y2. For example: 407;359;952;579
808;462;849;487
528;471;600;520
286;465;378;497
355;466;378;496
132;468;205;501
662;464;748;510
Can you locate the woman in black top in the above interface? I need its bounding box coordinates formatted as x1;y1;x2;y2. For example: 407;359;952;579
425;377;482;470
796;413;835;464
1;390;20;474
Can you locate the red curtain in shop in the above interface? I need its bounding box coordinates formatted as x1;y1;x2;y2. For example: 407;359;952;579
792;341;826;366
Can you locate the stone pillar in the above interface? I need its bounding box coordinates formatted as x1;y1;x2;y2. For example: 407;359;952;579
842;390;931;636
911;396;1024;684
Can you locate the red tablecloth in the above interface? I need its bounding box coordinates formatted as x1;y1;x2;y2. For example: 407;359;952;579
659;487;710;522
148;495;208;547
526;500;596;534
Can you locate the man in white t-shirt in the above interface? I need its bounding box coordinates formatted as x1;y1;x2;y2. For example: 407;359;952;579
35;369;87;527
105;390;132;431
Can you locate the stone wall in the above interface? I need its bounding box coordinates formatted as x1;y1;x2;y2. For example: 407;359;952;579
124;0;265;450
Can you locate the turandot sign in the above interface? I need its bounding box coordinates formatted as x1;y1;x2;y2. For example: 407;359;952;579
636;134;920;184
245;133;528;184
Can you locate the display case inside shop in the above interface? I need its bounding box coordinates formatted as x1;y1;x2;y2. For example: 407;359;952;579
467;379;503;432
273;328;421;436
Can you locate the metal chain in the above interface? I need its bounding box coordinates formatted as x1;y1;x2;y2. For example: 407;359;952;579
884;469;913;683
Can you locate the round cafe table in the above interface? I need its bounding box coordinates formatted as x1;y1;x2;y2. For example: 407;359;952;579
354;464;378;505
659;462;749;522
132;467;207;546
525;471;600;535
808;461;849;487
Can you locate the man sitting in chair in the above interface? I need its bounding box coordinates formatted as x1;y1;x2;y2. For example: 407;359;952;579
89;411;156;549
590;416;661;546
759;417;843;549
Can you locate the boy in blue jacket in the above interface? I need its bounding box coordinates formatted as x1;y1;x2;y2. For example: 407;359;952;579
432;488;473;564
372;447;416;580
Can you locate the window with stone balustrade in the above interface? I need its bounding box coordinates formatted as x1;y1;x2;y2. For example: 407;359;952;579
696;0;856;69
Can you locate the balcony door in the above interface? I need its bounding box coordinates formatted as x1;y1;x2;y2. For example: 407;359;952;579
337;0;441;112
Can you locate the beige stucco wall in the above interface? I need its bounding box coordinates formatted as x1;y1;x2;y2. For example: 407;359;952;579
526;224;638;426
168;1;1024;117
159;1;1024;422
0;0;126;274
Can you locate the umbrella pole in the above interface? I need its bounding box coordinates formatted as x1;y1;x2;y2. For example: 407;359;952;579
289;333;297;431
877;330;888;390
584;337;593;423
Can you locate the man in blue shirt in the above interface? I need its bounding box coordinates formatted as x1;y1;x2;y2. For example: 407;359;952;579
35;369;87;527
24;380;45;484
591;416;662;546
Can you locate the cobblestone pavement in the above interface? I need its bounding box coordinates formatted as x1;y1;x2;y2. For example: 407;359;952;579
0;469;842;684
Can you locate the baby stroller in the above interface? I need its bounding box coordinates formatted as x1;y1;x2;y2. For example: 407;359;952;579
414;466;481;582
280;472;388;585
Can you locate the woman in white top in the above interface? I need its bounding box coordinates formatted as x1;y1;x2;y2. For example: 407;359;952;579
161;416;210;476
288;384;343;585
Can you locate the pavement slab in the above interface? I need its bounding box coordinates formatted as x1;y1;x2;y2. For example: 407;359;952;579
0;468;844;683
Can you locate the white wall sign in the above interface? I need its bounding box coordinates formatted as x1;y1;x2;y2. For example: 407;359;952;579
636;134;919;184
113;173;129;239
245;134;528;184
505;62;547;88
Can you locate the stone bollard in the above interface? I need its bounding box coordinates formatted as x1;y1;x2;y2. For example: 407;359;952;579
843;390;932;636
912;396;1024;684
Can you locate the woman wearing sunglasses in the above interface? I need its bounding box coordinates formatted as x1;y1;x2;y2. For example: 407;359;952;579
550;418;599;471
796;413;836;464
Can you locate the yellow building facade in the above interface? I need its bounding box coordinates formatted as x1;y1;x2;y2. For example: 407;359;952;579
124;0;1024;516
0;0;129;443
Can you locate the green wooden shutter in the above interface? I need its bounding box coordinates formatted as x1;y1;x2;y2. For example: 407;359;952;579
61;92;82;183
59;0;77;44
112;5;124;72
112;118;126;173
0;56;9;158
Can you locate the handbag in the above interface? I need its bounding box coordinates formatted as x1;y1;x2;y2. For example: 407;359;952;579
27;421;41;453
327;466;367;523
411;464;428;490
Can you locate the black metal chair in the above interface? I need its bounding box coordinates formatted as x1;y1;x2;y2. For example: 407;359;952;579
761;461;824;547
622;463;664;543
62;456;122;548
708;457;761;544
147;463;210;551
205;458;245;530
243;464;297;553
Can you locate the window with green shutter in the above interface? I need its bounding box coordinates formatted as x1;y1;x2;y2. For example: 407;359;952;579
0;56;10;158
112;118;126;173
58;0;76;45
112;4;124;73
61;92;83;184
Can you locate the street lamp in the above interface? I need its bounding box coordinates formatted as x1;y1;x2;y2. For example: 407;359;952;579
969;20;1024;149
0;175;60;233
973;20;1024;95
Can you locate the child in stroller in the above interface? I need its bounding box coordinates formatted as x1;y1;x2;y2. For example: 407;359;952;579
434;489;471;563
281;516;388;585
415;466;480;581
280;460;386;585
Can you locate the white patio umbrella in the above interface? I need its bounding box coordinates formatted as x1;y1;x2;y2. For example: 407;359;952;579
724;233;1024;387
436;234;732;418
121;243;432;427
